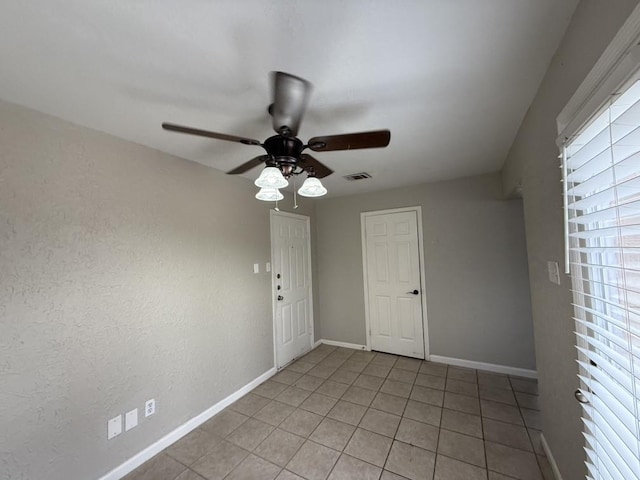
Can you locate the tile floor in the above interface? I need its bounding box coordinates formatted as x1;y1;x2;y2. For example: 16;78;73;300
124;345;551;480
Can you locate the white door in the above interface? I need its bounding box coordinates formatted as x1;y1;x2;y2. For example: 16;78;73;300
271;211;313;368
363;210;426;358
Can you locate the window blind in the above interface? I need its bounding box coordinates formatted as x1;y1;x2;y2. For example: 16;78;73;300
564;78;640;480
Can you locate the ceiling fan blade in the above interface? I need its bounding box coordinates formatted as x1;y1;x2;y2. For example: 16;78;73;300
270;72;312;136
162;122;261;146
300;154;334;178
227;155;268;175
307;130;390;152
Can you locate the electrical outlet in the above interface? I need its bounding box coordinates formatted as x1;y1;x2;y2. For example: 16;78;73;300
108;415;122;440
125;408;138;431
145;399;156;417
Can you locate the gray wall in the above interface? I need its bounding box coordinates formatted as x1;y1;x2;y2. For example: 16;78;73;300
0;99;317;480
500;1;639;478
316;173;535;370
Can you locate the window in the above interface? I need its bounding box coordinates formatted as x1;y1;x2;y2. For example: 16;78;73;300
564;77;640;479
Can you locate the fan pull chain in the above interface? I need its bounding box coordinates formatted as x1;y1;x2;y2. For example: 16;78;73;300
293;176;299;209
274;197;280;212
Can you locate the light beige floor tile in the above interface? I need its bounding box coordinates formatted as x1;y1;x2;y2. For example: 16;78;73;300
191;441;249;480
371;353;398;367
299;392;338;416
276;386;312;407
122;453;186;480
410;385;445;406
253;400;295;427
437;430;486;468
342;360;368;374
344;428;393;467
201;410;249;437
443;392;480;415
320;355;348;368
166;428;222;466
308;364;338;379
254;428;305;467
354;373;386;391
509;378;538;395
293;374;325;392
330;368;360;384
440;408;482;438
279;408;323;437
317;380;350;399
520;408;541;429
174;470;207;480
225;454;281;480
537;455;554;480
371;392;409;416
445;379;479;397
310;417;356;451
515;392;539;411
286;440;340;480
478;373;511;390
420;362;448;378
363;363;393;378
388;368;418;384
230;393;271;416
527;429;545;456
483;418;532;451
415;374;446;390
385;440;436;480
381;379;413;398
359;408;401;437
485;441;542;480
479;386;517;406
395;357;422;372
488;473;514;480
253;380;290;399
276;471;305;480
272;370;304;386
434;454;487;480
403;400;442;427
327;400;368;425
352;351;376;362
328;453;382;480
381;471;410;480
227;418;274;451
396;418;439;452
446;367;477;384
480;399;523;426
342;385;377;406
286;360;316;374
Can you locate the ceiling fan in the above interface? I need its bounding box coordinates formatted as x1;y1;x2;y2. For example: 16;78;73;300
162;72;391;199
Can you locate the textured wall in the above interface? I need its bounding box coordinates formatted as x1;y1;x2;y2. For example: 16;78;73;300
315;173;535;370
0;99;317;480
500;1;639;478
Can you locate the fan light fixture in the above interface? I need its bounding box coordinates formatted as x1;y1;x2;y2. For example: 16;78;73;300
255;166;288;189
298;175;327;197
255;187;284;201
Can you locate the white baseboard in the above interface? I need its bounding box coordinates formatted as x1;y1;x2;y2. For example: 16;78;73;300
540;433;563;480
320;339;367;350
429;355;537;379
97;366;277;480
313;339;322;348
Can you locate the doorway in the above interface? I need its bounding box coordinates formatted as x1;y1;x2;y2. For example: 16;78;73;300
271;211;314;369
361;207;428;359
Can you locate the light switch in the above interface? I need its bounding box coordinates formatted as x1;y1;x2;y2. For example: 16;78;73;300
125;408;138;431
266;262;271;272
547;261;561;285
253;263;260;274
108;415;122;440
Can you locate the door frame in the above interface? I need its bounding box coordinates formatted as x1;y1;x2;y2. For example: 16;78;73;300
270;210;314;369
360;206;430;359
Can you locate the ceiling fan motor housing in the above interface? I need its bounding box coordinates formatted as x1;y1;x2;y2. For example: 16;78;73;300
263;135;304;176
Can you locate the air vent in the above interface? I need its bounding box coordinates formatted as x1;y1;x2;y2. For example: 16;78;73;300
343;172;372;181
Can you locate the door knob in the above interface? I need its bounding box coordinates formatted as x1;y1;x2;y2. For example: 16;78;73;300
277;295;284;301
407;290;419;295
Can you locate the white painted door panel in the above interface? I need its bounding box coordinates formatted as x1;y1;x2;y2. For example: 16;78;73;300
272;212;312;368
365;211;425;358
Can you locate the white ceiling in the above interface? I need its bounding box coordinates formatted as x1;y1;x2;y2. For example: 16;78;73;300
0;1;578;197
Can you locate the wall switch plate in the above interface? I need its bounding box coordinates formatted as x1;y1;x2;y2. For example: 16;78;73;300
108;415;122;440
125;408;138;431
145;399;156;417
547;261;561;285
266;262;271;272
253;263;260;274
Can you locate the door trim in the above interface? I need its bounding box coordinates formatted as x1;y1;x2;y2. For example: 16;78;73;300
270;210;314;369
360;206;429;358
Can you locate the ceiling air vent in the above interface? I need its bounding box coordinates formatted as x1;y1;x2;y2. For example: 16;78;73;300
343;172;372;181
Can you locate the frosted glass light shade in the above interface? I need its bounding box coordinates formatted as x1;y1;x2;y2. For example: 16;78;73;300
298;177;327;197
255;187;284;201
255;166;288;188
